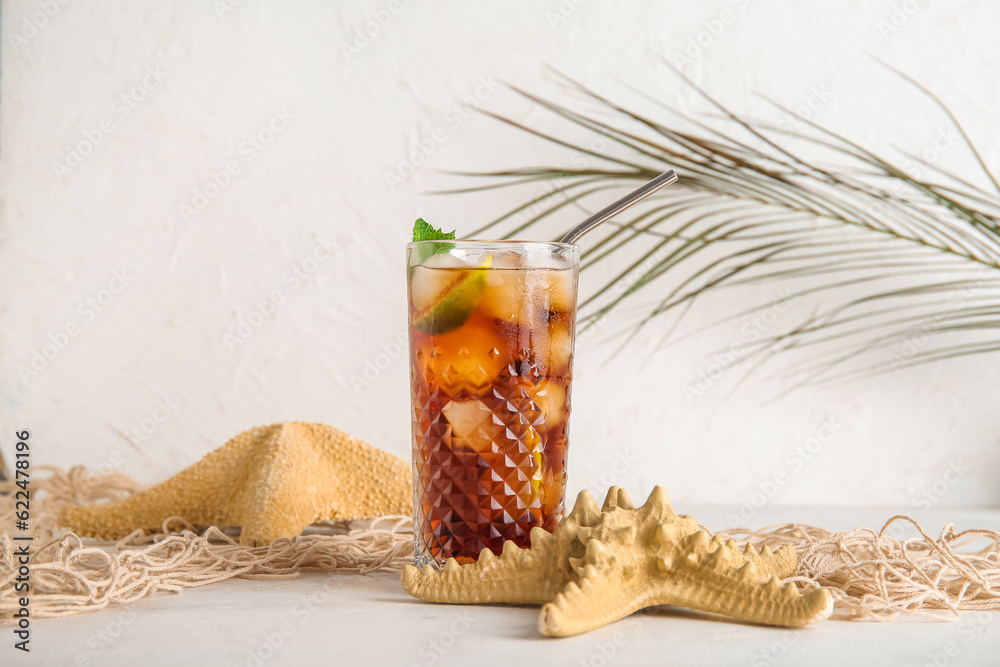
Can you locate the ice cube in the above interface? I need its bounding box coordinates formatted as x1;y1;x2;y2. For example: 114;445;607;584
525;249;570;269
521;268;575;313
488;251;525;270
409;252;476;315
479;267;527;322
547;321;573;371
545;269;577;313
529;380;567;428
442;399;496;451
410;266;457;315
422;252;470;270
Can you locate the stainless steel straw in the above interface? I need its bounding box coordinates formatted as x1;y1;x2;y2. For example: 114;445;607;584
559;169;678;245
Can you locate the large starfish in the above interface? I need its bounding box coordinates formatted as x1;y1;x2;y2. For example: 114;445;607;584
60;422;412;546
402;486;832;636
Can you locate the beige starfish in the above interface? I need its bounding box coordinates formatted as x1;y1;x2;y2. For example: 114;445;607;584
402;486;832;636
60;422;412;546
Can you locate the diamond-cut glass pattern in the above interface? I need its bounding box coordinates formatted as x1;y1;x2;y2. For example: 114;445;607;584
412;358;571;567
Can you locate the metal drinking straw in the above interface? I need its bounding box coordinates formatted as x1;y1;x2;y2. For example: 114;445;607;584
559;169;678;245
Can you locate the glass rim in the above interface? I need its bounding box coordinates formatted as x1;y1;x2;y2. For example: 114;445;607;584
407;238;579;252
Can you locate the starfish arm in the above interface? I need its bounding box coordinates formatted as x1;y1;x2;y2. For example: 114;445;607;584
653;555;832;627
712;536;797;579
402;528;567;605
538;566;650;637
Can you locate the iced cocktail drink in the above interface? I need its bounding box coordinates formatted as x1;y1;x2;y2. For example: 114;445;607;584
407;240;579;567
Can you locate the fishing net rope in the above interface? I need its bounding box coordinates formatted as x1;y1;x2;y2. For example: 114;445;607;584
1;467;997;623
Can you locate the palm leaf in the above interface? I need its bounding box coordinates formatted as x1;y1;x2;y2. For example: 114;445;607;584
447;64;1000;384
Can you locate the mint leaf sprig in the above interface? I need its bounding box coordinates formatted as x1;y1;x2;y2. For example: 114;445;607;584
412;218;456;264
413;218;456;243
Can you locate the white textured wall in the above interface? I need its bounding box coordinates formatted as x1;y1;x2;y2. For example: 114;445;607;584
2;0;999;518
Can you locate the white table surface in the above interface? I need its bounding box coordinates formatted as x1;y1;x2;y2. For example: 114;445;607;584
8;506;1000;667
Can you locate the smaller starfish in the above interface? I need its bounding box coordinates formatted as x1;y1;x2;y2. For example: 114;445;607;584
60;422;412;546
402;486;832;636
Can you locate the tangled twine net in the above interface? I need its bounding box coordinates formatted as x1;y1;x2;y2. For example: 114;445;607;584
0;467;411;622
1;467;998;624
717;519;1000;621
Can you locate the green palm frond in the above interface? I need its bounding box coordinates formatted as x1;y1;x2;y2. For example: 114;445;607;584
452;64;1000;384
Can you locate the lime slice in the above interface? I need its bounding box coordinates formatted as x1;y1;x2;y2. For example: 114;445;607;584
412;256;492;335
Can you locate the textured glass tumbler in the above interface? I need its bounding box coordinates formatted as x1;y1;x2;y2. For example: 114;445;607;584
407;240;580;567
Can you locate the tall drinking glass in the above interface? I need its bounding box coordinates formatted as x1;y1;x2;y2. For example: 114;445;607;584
407;240;579;567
